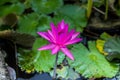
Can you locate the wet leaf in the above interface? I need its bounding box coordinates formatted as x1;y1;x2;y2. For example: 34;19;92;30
68;41;118;78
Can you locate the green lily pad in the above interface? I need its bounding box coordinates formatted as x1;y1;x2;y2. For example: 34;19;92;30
68;41;118;78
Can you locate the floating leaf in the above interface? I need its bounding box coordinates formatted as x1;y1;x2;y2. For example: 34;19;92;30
104;36;120;61
68;41;118;78
18;13;39;36
18;38;64;72
0;2;25;17
31;0;63;14
56;5;87;32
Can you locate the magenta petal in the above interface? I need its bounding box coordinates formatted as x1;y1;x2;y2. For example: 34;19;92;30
63;29;75;43
65;38;82;45
50;23;58;40
60;20;65;29
61;47;74;60
47;30;56;42
37;32;50;41
38;44;55;50
71;32;80;40
51;45;60;54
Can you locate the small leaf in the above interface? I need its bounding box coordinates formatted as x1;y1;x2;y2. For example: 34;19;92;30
31;0;63;14
68;41;118;78
100;32;111;40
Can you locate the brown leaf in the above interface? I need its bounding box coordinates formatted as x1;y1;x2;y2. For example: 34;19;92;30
0;30;35;49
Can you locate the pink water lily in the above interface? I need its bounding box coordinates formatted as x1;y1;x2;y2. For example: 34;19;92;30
37;20;82;60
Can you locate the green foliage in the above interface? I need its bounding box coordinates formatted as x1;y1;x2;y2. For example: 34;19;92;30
104;36;120;61
0;0;19;5
57;66;80;79
50;66;79;79
52;14;75;30
18;13;39;36
100;32;111;40
37;15;52;32
68;41;118;78
31;0;63;14
18;38;65;72
0;2;25;17
18;50;35;72
56;5;87;32
93;0;105;7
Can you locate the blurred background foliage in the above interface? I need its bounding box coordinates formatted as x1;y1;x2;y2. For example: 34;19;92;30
0;0;120;79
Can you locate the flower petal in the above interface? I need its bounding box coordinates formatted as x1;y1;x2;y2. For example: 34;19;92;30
63;29;75;43
57;20;66;32
47;30;56;43
71;32;80;40
51;45;60;54
38;44;55;50
37;32;50;41
65;38;82;45
61;47;74;60
50;22;58;41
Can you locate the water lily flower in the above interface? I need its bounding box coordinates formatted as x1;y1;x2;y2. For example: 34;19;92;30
37;20;82;60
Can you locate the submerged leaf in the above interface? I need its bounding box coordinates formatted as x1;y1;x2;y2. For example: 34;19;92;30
0;30;35;49
104;36;120;61
56;66;79;80
68;41;118;78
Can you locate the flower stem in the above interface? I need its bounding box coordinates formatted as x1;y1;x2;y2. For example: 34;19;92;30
53;53;59;80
